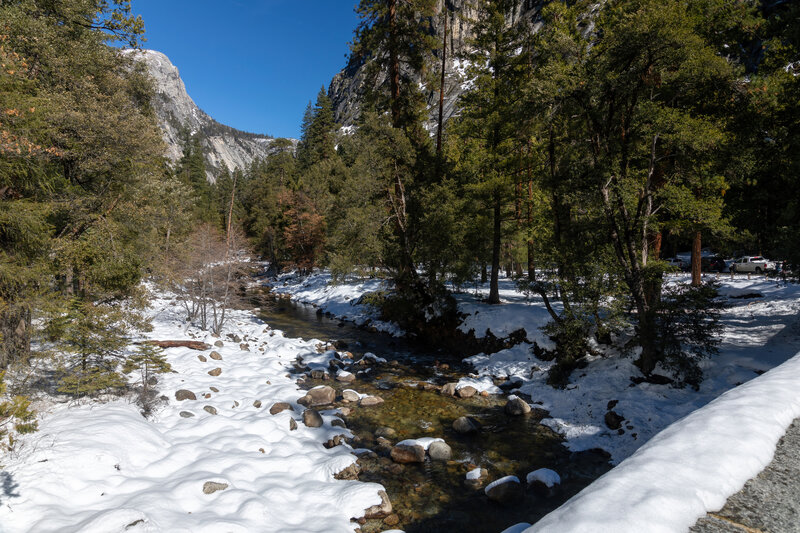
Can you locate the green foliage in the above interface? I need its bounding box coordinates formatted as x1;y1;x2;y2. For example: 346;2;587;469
0;371;37;442
123;343;171;412
48;298;151;397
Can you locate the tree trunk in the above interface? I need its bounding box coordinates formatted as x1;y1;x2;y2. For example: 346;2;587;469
435;2;447;155
691;230;702;287
488;193;501;304
481;263;487;284
389;0;400;128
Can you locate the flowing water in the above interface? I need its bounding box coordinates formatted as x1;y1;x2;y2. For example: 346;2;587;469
250;290;611;533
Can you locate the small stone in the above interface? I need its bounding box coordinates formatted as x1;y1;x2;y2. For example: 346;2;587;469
453;416;481;434
324;435;345;448
441;383;458;396
239;343;249;351
203;405;217;415
383;513;400;526
605;410;624;430
253;400;262;408
390;443;425;464
428;441;452;461
359;395;384;407
485;476;522;504
336;371;356;383
342;389;360;403
289;418;298;431
331;418;347;428
607;399;618;410
175;389;196;401
334;463;361;480
209;351;222;361
209;386;219;393
456;386;477;398
364;490;392;519
197;355;207;362
375;427;396;438
339;407;352;417
202;481;228;494
480;390;489;397
208;368;222;377
269;402;294;415
179;411;194;418
214;340;224;348
203;393;211;399
303;409;324;428
505;397;532;416
310;369;329;380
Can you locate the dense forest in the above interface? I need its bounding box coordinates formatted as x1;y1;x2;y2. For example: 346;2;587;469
1;0;799;437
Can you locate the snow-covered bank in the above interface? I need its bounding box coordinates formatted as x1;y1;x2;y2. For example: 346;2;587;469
520;350;800;533
0;291;383;533
269;271;405;336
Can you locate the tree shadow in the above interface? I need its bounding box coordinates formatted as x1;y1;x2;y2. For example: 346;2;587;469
0;471;20;505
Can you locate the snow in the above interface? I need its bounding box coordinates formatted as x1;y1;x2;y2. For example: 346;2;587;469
395;437;444;451
526;468;561;488
526;350;800;533
484;475;520;494
0;290;384;533
466;467;483;480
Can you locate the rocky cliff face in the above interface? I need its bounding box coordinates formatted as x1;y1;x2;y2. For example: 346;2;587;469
125;49;294;181
328;0;546;131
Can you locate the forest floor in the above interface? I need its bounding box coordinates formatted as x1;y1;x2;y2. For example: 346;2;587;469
274;270;800;532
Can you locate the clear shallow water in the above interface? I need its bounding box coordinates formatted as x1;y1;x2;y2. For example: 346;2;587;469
252;290;611;532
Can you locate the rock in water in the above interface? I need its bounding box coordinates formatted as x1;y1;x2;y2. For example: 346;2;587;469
453;416;482;434
457;385;478;398
359;395;384;407
334;463;361;480
364;490;392;519
390;443;426;464
342;389;360;403
485;476;522;504
303;409;323;428
505;396;532;416
202;481;228;494
441;383;458;396
175;389;196;401
428;441;452;461
269;402;294;415
297;386;336;406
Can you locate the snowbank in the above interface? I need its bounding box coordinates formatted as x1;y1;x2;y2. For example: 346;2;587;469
0;291;383;533
525;350;800;533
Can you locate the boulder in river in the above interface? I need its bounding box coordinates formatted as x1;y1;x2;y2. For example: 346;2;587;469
297;385;336;406
359;395;384;407
485;476;522;504
310;368;330;380
341;389;360;403
303;409;324;428
363;490;392;519
453;416;481;434
428;441;452;461
505;396;532;416
605;410;624;430
456;385;478;398
441;383;458;396
175;389;196;401
336;370;355;383
390;443;425;464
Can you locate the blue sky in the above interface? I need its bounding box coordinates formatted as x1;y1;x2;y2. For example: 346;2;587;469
132;1;360;139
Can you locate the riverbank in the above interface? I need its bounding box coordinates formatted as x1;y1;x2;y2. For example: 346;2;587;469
0;286;384;532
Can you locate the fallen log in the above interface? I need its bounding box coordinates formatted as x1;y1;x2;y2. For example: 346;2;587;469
139;340;211;351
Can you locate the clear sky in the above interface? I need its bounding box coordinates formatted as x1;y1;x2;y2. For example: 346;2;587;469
131;0;360;139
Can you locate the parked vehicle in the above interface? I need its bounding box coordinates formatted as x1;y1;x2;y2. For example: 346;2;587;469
664;257;685;270
729;256;776;274
701;256;728;273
